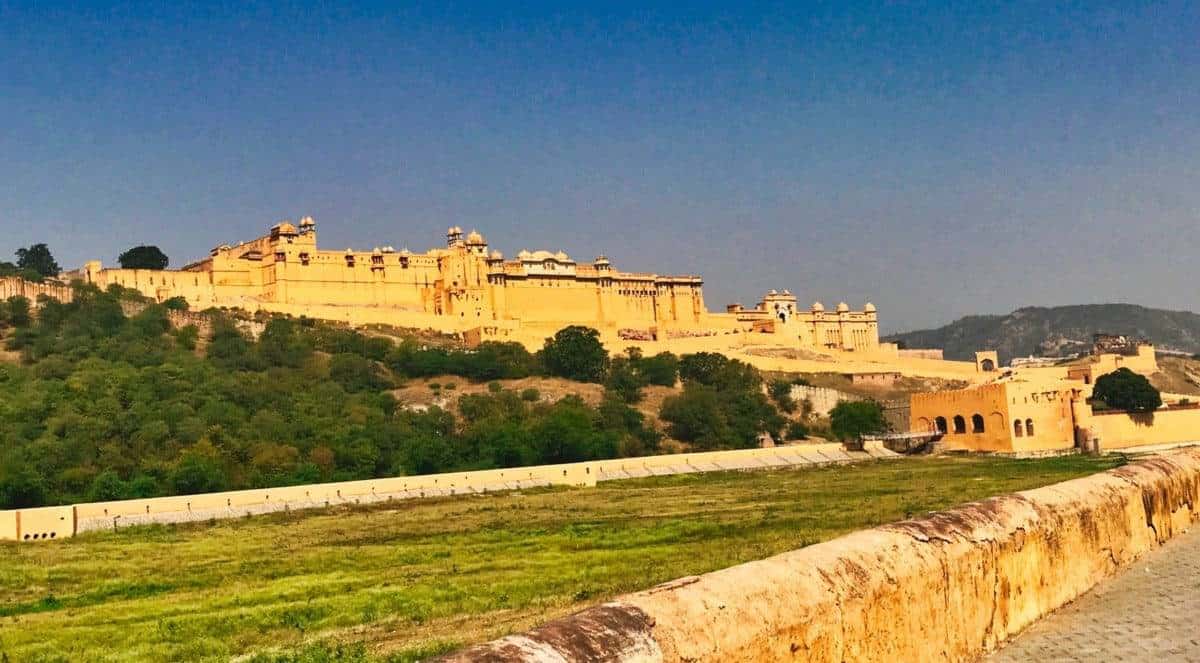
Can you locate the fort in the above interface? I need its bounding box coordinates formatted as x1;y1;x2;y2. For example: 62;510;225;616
74;218;883;354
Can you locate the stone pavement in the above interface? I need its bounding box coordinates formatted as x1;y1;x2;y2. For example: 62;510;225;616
986;526;1200;662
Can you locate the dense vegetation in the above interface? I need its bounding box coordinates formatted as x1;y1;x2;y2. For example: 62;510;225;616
0;287;789;508
0;454;1126;662
884;303;1200;362
1091;367;1163;413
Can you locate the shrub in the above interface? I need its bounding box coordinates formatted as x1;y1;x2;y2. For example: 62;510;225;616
520;388;540;402
829;400;889;441
638;352;679;387
539;326;608;382
1092;367;1162;413
487;381;503;393
768;379;796;413
785;420;809;440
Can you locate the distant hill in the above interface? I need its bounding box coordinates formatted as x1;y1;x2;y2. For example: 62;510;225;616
884;304;1200;363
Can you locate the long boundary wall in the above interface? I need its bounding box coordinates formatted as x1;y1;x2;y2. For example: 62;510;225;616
438;447;1200;663
0;443;891;542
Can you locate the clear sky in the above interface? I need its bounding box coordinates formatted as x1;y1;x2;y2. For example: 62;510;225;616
2;1;1198;332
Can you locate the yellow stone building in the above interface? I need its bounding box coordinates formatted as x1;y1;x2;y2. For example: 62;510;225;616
79;217;882;352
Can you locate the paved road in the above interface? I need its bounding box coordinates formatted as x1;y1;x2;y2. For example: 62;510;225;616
986;527;1200;662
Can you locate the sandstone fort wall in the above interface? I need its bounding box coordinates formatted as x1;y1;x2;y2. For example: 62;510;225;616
438;447;1200;662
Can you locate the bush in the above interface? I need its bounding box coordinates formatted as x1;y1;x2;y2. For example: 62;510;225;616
638;352;679;387
539;326;608;382
768;379;796;413
1092;367;1162;413
520;388;540;402
162;296;189;311
829;401;889;441
785;420;809;440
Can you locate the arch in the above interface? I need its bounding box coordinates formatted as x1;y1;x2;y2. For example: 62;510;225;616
1014;419;1024;437
953;415;966;434
935;416;948;434
917;417;932;431
980;358;995;372
971;413;985;433
1025;418;1035;436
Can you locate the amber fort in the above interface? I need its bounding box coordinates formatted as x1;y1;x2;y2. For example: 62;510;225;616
76;217;883;353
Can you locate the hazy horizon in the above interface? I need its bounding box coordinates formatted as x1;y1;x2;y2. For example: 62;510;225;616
3;2;1198;332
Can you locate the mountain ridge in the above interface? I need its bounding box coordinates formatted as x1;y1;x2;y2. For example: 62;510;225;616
883;303;1200;363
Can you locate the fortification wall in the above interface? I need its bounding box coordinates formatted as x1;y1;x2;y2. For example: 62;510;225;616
1089;407;1200;450
0;277;74;304
788;384;862;417
439;448;1200;662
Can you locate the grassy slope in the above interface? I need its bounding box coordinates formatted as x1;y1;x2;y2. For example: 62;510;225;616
0;455;1124;662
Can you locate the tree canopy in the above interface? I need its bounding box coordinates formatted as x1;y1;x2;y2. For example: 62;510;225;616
829;400;889;441
118;245;170;270
1092;367;1162;413
14;244;60;277
538;326;608;382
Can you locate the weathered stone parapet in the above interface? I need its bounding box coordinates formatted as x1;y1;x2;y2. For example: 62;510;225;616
437;448;1200;662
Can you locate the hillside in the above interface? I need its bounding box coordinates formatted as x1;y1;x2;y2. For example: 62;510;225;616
885;304;1200;363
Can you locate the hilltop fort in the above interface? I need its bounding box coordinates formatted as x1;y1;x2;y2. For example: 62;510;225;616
76;217;882;353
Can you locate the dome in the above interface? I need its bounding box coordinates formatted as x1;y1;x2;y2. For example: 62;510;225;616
517;250;532;260
372;247;382;255
489;250;503;260
836;302;850;312
554;251;570;262
454;225;463;234
400;247;411;255
273;222;298;235
298;216;315;227
782;289;791;295
863;302;876;312
768;289;778;295
811;301;825;312
466;230;485;244
594;255;610;264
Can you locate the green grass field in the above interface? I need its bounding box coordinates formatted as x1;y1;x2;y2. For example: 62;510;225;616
0;455;1125;662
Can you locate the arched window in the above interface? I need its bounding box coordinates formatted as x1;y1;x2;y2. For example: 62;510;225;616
1025;418;1035;436
953;415;966;434
980;358;995;371
971;414;985;433
1014;419;1024;437
935;416;948;434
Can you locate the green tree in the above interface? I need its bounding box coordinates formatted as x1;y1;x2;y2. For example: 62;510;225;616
539;326;608;382
1092;367;1162;413
829;401;889;441
637;352;679;387
0;464;47;508
659;384;732;450
171;450;229;495
117;245;170;270
15;244;60;277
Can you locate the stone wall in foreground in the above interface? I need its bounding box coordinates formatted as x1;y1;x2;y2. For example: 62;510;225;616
439;448;1200;663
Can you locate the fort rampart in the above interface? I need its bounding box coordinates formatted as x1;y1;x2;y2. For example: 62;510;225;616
437;447;1200;662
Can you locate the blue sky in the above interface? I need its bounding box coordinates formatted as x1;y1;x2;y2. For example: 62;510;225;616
2;1;1198;332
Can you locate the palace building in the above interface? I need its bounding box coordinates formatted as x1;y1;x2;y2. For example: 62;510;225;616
79;217;881;352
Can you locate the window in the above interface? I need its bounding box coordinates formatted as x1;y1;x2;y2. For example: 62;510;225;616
274;252;286;262
1025;418;1034;436
345;255;355;267
971;413;985;433
299;252;310;266
953;415;966;434
935;417;948;433
1014;420;1024;437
